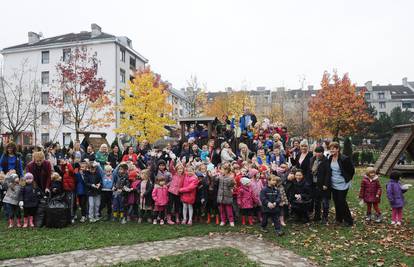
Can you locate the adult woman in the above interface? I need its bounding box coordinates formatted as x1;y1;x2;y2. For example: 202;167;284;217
108;145;122;169
238;143;254;163
207;139;221;166
295;139;313;186
82;145;96;162
26;151;52;193
328;142;355;227
0;142;24;177
95;144;109;168
122;146;138;165
220;142;236;163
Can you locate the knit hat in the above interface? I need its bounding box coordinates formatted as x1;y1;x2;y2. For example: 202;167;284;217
157;160;166;166
241;177;250;186
248;168;258;178
300;139;308;146
128;170;138;181
207;163;215;172
24;172;34;180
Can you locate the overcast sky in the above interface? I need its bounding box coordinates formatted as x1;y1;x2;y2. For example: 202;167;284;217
0;0;413;91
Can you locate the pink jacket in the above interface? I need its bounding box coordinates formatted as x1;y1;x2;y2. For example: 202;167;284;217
237;184;257;209
168;160;185;195
127;180;141;205
250;178;264;206
179;174;199;204
152;185;169;206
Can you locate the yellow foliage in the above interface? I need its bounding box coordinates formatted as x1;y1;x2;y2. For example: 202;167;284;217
116;67;174;143
205;91;255;118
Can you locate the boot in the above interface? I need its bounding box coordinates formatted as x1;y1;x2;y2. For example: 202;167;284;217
16;218;22;228
241;216;246;225
280;215;286;226
215;215;220;225
248;216;253;226
29;216;35;228
23;217;29;228
206;213;211;224
8;218;14;228
112;211;118;222
166;214;175;225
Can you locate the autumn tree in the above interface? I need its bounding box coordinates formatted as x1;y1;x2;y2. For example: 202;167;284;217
116;67;174;143
205;90;255;118
50;46;114;140
309;71;373;139
0;59;43;142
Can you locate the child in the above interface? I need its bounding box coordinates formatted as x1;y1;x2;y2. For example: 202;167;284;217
19;173;41;228
75;161;88;222
3;173;21;228
249;168;263;223
206;166;219;224
137;169;153;223
215;163;235;227
194;171;208;222
151;176;169;224
168;161;185;224
178;166;199;225
50;172;63;197
386;171;410;226
112;163;130;224
85;162;102;223
237;177;257;225
289;169;311;223
359;167;382;223
127;170;140;221
0;173;5;214
267;146;286;166
101;165;114;221
260;174;283;236
275;176;288;226
200;145;209;162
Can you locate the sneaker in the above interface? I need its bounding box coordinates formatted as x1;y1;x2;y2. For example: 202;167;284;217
260;227;269;233
187;220;192;226
153;219;157;225
80;216;87;223
375;214;382;223
181;219;187;225
220;222;225;226
120;218;127;224
71;219;75;224
74;214;78;220
160;220;165;225
396;221;401;226
89;218;96;223
280;221;286;227
229;222;235;227
365;215;372;222
137;218;142;224
391;221;396;225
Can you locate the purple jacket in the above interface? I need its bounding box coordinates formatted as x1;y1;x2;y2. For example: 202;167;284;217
386;180;405;208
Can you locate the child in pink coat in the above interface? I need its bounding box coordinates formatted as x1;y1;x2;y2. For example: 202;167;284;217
151;176;169;225
178;166;199;225
237;177;258;225
359;167;382;223
168;160;185;224
249;168;263;223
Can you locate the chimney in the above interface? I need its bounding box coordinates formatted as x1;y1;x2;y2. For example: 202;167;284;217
28;32;40;44
307;85;314;91
91;23;102;37
403;77;408;87
365;81;373;91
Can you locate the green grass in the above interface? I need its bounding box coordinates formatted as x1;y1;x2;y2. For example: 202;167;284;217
0;168;413;267
250;169;414;267
113;247;259;267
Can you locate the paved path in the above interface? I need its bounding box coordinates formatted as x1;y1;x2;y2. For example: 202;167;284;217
0;233;316;267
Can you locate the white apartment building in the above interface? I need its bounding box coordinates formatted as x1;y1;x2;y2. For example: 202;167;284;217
1;24;148;146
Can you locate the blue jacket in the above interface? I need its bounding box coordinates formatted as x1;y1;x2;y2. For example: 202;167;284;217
75;172;87;196
239;114;257;132
266;153;286;166
0;154;24;177
102;175;114;191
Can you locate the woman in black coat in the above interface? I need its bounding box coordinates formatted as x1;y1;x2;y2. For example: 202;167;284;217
294;140;313;186
327;142;355;227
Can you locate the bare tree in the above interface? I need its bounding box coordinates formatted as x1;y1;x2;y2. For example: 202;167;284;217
0;59;42;142
186;74;206;117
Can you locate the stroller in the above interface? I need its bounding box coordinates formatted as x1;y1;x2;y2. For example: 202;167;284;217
45;194;71;228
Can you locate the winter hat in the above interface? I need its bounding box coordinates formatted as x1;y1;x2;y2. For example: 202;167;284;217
195;171;204;178
24;172;34;181
128;170;138;181
248;168;258;178
300;139;309;146
207;163;215;172
241;177;250;186
157;159;166;166
314;146;324;153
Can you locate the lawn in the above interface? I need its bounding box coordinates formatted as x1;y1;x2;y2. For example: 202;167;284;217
0;168;413;267
113;247;259;267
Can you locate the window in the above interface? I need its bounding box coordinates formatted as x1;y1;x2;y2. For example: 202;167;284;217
365;93;370;100
41;71;49;85
120;68;126;83
41;133;49;145
41;51;49;64
120;49;125;62
41;112;49;125
63;91;71;104
63;133;71;147
63;48;71;62
63;112;71;125
130;57;136;70
379;102;386;109
402;102;412;109
378;92;385;99
41;92;49;105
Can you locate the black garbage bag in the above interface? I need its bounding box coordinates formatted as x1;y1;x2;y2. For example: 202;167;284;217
45;195;71;228
35;197;48;227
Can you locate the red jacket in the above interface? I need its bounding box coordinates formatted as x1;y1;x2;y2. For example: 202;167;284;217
62;163;76;192
359;175;382;203
232;173;243;196
237;184;257;209
179;174;199;204
152;185;169;206
26;160;52;192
